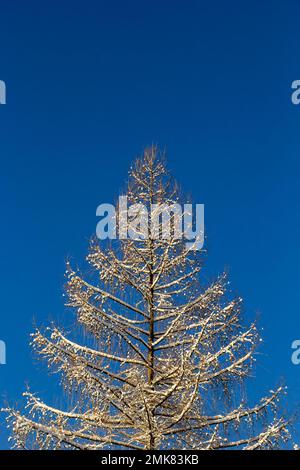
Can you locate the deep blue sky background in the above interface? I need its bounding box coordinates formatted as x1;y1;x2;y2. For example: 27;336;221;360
0;1;300;449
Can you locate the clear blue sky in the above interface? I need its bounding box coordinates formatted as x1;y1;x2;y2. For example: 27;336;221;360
0;1;299;449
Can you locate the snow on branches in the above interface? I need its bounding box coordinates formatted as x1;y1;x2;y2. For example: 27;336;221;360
3;147;291;450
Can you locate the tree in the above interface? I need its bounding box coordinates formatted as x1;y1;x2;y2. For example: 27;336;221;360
4;147;291;450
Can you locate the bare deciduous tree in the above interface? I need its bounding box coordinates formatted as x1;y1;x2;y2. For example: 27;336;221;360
4;147;291;450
